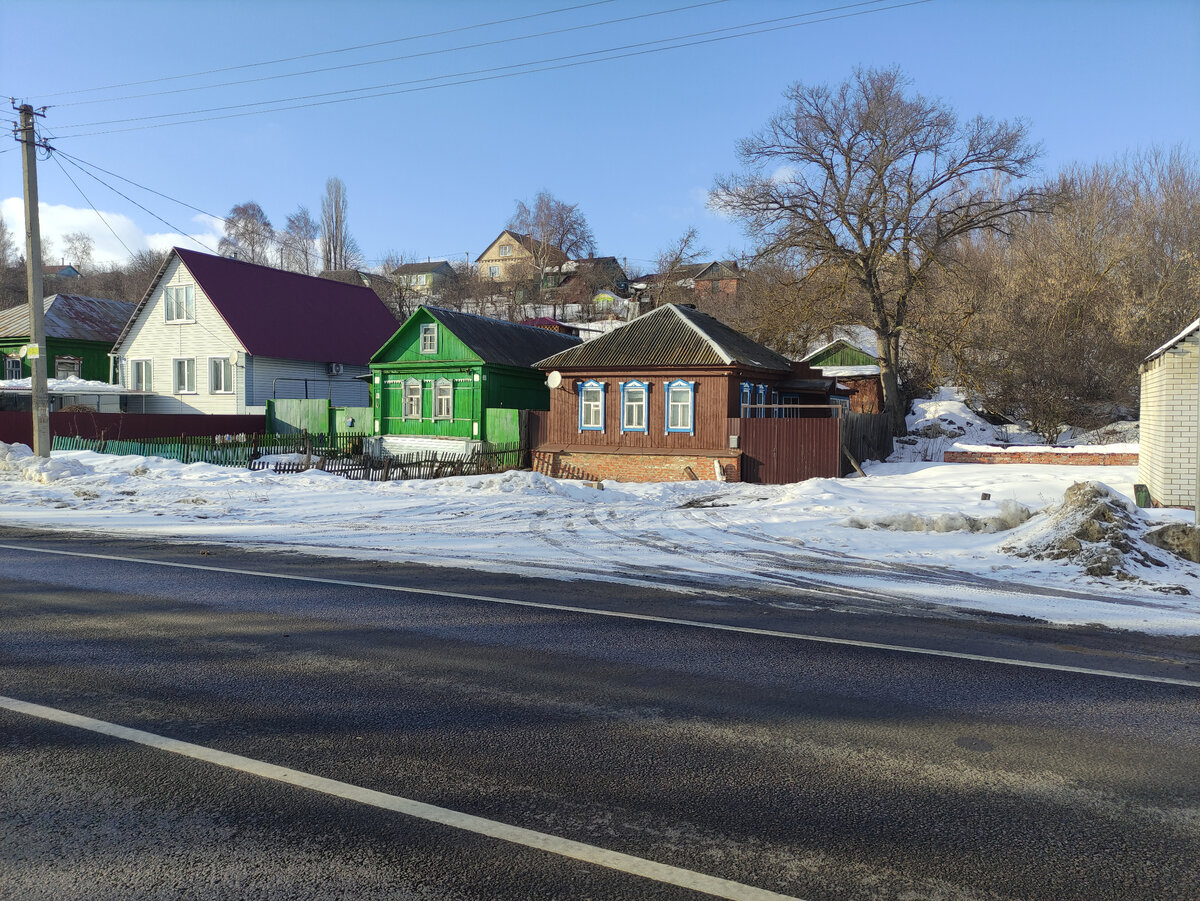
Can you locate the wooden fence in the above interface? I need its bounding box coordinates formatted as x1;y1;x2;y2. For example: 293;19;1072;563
842;411;894;469
247;442;524;482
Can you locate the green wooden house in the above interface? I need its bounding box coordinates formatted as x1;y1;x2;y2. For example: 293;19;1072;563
801;335;885;414
369;306;581;449
0;294;135;382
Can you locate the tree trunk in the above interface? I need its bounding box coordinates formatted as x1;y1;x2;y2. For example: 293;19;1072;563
875;335;907;436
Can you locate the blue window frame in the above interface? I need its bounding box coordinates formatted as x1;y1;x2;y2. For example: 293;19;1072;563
739;381;753;417
755;383;768;418
579;379;605;431
620;380;649;433
664;379;695;434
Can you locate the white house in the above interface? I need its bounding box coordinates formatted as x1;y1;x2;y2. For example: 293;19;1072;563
1138;318;1200;507
111;248;400;414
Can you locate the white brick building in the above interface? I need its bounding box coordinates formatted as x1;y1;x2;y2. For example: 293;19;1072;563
1139;319;1200;507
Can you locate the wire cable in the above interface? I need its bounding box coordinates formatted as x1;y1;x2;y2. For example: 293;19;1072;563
50;0;731;109
48;151;137;258
29;0;621;100
51;0;914;135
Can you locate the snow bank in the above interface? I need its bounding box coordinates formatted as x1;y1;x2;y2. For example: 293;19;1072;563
0;441;89;483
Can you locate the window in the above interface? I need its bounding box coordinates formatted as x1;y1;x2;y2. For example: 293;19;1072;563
173;358;196;394
131;359;152;391
164;284;195;322
755;384;768;418
420;323;437;354
416;274;428;286
579;380;605;431
54;357;82;380
434;379;453;419
620;380;648;432
739;381;753;417
498;244;513;257
403;379;422;418
209;357;233;393
665;379;695;433
5;356;22;380
488;265;500;278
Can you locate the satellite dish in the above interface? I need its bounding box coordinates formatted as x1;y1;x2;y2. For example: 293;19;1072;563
228;350;239;364
546;370;562;389
18;345;28;358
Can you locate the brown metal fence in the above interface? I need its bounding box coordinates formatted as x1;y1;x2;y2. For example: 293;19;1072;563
735;416;842;484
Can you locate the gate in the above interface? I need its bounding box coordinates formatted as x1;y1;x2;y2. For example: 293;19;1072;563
736;416;841;484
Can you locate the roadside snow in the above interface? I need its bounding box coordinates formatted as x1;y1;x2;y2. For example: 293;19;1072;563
2;440;1199;635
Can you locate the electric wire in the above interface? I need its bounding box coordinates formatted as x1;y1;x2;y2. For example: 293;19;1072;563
50;0;922;136
29;0;622;99
50;0;732;109
48;151;136;258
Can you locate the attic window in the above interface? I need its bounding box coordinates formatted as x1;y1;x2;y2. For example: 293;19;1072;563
164;284;195;322
499;244;513;257
420;323;437;354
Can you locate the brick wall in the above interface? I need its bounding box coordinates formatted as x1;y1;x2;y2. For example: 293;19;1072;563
1138;337;1198;507
533;450;740;483
943;450;1138;465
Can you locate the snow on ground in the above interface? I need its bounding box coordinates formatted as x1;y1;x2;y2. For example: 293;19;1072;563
2;435;1200;635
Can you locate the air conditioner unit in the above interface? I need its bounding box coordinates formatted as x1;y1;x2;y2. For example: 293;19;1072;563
326;362;344;376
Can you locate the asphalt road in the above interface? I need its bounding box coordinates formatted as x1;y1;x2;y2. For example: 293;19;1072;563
1;526;1197;900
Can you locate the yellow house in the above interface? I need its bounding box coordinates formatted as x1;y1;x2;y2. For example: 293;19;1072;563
475;229;566;284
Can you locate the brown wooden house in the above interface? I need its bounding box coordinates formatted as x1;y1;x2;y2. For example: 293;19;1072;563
531;303;843;483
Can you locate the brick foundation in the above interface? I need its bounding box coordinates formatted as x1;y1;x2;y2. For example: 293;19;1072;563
943;450;1138;465
533;450;741;483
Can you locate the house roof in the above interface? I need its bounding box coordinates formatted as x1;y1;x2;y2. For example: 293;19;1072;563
388;260;454;276
638;260;740;285
0;294;135;343
475;230;568;265
118;248;400;365
533;303;794;372
1144;317;1200;365
421;306;581;368
43;265;81;278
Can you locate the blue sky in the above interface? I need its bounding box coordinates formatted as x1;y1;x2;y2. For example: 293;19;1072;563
2;0;1197;275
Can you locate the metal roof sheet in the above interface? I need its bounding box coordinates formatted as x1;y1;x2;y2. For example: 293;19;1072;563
0;294;135;343
424;306;581;368
533;304;793;372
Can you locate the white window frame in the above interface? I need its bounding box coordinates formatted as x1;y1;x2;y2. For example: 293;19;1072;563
164;284;195;322
488;265;500;278
208;356;233;394
172;357;196;394
54;356;82;380
620;380;648;433
130;359;152;392
403;378;422;419
415;274;428;286
420;323;438;354
665;379;695;434
498;244;513;257
579;379;605;432
433;378;453;420
5;356;23;380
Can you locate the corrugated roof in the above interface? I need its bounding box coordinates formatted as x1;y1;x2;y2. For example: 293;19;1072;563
0;294;135;342
533;304;793;372
424;306;581;368
118;248;400;365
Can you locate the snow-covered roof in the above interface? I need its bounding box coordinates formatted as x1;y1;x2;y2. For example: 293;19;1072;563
810;364;880;378
1143;317;1200;365
0;375;132;394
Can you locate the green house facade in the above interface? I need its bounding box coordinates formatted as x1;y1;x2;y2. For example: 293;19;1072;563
0;294;135;382
369;306;581;446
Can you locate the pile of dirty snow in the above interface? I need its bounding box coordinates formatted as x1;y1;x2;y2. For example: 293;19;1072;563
0;442;89;483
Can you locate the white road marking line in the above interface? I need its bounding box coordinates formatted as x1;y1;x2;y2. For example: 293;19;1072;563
0;695;802;901
2;542;1198;688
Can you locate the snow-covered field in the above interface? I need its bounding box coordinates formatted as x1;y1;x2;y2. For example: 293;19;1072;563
2;433;1199;634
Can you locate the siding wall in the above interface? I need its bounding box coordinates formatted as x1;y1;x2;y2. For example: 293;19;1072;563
250;356;369;408
115;256;245;415
1139;338;1199;506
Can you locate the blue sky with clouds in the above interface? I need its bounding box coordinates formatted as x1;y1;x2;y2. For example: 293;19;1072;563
2;0;1197;274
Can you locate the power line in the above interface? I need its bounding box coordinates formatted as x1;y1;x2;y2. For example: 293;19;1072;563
28;0;621;100
51;0;731;109
51;0;915;136
48;151;136;258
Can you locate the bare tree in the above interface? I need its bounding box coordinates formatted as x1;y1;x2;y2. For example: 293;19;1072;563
218;201;275;265
0;214;15;268
320;177;363;271
645;226;708;308
280;206;320;275
713;66;1045;433
62;232;96;274
508;191;596;283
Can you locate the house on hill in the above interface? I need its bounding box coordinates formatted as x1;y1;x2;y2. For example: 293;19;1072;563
1139;319;1199;507
369;305;581;454
0;293;134;382
531;303;842;483
112;248;399;414
475;229;567;283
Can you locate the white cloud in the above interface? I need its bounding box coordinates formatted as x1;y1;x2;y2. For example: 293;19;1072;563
0;199;222;268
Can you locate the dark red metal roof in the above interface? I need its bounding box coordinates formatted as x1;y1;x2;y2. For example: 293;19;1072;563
176;248;399;364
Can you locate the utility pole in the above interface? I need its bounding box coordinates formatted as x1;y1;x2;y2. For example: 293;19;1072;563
18;104;50;458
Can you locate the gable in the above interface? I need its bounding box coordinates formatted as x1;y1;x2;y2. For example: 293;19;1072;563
373;306;581;368
803;339;879;367
475;230;533;264
370;308;483;366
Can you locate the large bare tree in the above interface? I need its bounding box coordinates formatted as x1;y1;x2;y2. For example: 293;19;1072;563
218;201;275;265
713;66;1044;432
320;177;363;271
280;206;320;275
508;191;596;282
